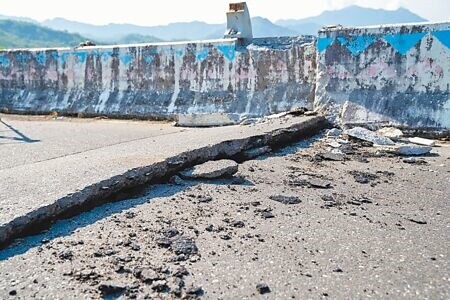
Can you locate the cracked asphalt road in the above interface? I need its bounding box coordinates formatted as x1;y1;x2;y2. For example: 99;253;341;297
0;133;449;299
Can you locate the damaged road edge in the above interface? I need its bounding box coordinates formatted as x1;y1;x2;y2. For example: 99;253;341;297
0;116;327;249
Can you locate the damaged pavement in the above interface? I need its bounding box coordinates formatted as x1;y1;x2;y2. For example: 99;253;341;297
0;112;449;299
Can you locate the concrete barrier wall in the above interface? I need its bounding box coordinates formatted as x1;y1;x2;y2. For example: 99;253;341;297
315;22;450;130
0;36;316;119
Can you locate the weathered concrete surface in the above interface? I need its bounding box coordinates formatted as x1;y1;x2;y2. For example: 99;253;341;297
315;22;450;131
0;113;326;245
0;36;316;119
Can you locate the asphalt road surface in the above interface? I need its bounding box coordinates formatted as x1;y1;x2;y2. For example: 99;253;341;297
0;131;448;299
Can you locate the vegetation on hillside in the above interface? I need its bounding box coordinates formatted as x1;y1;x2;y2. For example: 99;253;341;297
0;19;90;49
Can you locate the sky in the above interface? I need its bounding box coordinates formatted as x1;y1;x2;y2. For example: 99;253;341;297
1;0;449;26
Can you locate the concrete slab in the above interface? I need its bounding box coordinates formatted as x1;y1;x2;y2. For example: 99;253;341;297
0;114;326;245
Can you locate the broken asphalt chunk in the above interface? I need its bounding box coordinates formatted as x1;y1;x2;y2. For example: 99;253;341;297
180;159;238;180
377;127;404;141
269;195;301;204
345;127;395;146
408;137;436;147
377;144;432;156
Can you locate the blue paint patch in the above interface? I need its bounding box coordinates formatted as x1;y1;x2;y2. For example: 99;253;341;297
35;52;47;65
15;52;31;64
337;35;376;56
175;49;185;58
60;53;70;64
97;51;113;62
383;33;426;55
0;54;10;67
144;55;154;64
195;48;209;62
216;44;236;61
74;52;87;63
432;30;450;49
317;37;334;53
120;54;133;65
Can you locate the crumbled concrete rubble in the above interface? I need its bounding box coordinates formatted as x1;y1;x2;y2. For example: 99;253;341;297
345;127;395;146
377;127;404;141
180;160;239;180
340;126;437;156
0;127;448;299
408;137;436;147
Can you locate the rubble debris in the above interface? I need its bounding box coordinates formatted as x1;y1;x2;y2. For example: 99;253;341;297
269;195;301;204
345;127;395;146
180;159;239;179
407;218;427;225
98;282;127;297
377;144;432;156
408;137;436;147
326;128;343;137
170;237;198;256
256;283;271;294
287;107;308;116
377;127;404;141
349;171;378;184
317;152;345;161
402;157;427;165
241;146;272;160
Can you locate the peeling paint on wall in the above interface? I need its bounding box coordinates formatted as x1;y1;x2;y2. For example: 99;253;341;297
0;37;316;119
315;22;450;130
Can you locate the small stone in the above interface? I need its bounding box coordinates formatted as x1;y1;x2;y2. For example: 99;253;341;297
307;178;332;189
232;220;245;228
269;195;301;205
186;286;203;296
197;196;213;203
140;268;161;283
98;282;127;296
261;211;275;219
58;250;73;260
407;218;427;225
256;283;271;294
220;234;232;240
171;237;198;255
156;237;172;248
151;280;168;292
180;159;238;179
345;127;395;146
9;290;17;296
173;266;189;278
319;152;345;161
163;228;179;238
326;128;342;137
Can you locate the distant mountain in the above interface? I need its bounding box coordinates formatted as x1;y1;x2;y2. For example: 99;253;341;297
0;6;428;49
42;18;224;42
116;34;162;44
0;14;38;24
276;5;427;35
0;20;90;49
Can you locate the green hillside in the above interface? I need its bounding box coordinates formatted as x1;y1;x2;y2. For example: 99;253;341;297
0;19;91;49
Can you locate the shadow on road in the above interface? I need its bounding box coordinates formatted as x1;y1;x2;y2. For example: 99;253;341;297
0;119;40;144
